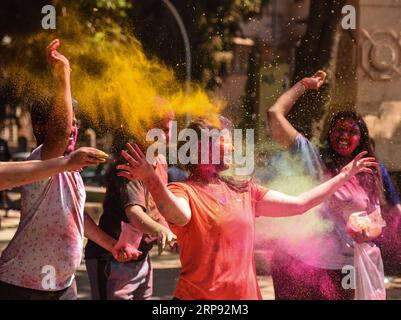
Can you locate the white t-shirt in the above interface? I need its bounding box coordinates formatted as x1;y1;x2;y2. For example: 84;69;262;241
0;146;86;290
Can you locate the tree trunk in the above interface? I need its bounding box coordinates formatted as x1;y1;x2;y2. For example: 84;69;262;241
289;0;346;138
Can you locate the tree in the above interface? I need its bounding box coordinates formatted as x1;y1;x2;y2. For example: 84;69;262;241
0;0;134;130
288;0;346;139
0;0;268;123
128;0;269;87
240;40;261;130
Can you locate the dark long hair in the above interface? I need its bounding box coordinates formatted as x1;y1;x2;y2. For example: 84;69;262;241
30;96;79;146
322;111;384;205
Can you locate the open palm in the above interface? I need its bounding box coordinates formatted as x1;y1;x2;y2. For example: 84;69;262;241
341;151;378;178
117;143;156;182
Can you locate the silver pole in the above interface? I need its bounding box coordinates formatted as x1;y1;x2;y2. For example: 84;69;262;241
161;0;191;96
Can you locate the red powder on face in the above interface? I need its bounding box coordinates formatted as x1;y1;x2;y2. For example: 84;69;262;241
329;119;361;157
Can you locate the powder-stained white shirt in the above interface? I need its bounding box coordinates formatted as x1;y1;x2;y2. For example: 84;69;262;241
0;145;85;291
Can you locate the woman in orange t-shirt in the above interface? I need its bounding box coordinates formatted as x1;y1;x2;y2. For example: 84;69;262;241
117;118;377;300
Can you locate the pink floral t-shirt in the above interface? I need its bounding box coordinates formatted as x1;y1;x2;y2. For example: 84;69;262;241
0;146;86;291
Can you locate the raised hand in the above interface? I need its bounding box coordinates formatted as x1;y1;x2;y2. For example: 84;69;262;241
66;147;108;171
117;143;156;182
46;39;70;81
341;151;378;178
300;70;327;90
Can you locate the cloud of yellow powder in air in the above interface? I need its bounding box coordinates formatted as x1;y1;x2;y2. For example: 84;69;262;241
4;10;223;140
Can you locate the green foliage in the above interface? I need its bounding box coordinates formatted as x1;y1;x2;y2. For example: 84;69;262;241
72;0;132;40
0;0;268;84
289;0;346;138
0;0;269;120
128;0;269;86
240;44;260;129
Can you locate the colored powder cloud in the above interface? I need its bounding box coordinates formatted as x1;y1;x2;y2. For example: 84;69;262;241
256;149;333;246
2;10;223;141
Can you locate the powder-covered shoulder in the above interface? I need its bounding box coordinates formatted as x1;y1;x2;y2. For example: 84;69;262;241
248;179;269;202
167;182;191;201
292;133;318;154
22;145;53;190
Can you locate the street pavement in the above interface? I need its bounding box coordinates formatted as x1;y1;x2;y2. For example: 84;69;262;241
1;209;400;300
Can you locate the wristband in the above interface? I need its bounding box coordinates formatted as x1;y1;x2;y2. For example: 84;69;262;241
299;78;310;90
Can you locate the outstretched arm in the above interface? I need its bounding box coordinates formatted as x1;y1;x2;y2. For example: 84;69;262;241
117;143;192;227
0;147;108;191
256;151;378;217
267;71;326;149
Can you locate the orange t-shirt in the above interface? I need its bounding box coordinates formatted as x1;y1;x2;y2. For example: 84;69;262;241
167;179;268;300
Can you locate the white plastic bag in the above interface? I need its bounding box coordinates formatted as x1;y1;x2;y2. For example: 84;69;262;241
347;208;386;242
354;243;386;300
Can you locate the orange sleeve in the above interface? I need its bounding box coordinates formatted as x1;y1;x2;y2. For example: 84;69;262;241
166;183;191;233
167;182;190;201
250;180;269;202
250;181;269;218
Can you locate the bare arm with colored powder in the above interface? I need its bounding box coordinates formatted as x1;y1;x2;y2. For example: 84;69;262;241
125;205;177;253
256;151;378;217
267;71;326;150
41;39;74;160
84;213;117;255
117;145;378;223
117;143;191;227
84;212;142;262
0;147;107;191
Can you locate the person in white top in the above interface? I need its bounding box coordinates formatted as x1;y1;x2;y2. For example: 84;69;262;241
0;39;137;300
